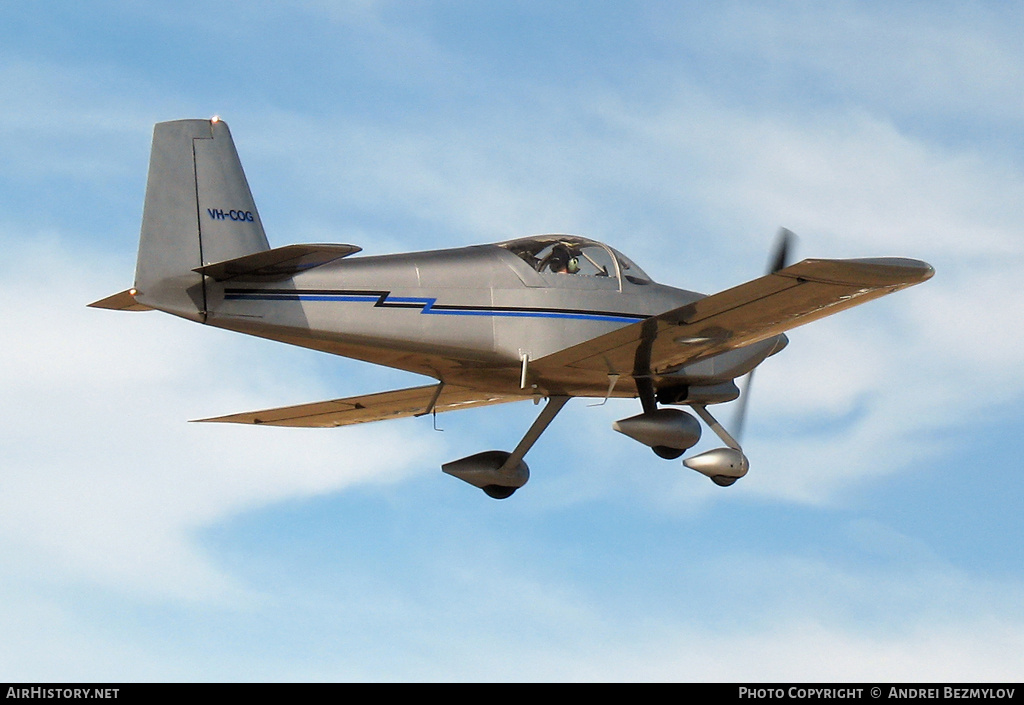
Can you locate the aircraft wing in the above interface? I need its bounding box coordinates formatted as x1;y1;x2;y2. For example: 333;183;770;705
194;383;531;428
533;257;934;376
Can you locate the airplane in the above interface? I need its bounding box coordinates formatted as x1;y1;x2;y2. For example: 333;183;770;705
90;118;934;499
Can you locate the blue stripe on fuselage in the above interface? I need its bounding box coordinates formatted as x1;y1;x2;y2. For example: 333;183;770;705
223;290;647;324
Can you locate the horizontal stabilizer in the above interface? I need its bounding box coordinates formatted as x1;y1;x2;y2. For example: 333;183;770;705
194;383;530;428
87;289;153;311
194;243;362;282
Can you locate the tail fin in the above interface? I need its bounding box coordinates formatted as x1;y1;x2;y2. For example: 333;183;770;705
132;118;270;321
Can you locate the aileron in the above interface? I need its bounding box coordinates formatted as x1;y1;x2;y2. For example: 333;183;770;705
195;383;531;428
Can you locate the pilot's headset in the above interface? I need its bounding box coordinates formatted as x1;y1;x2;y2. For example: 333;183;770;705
551;245;580;273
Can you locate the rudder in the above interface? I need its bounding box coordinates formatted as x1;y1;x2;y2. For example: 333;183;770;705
133;118;270;321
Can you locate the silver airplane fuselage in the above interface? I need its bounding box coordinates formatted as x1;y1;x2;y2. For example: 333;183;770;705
205;235;778;401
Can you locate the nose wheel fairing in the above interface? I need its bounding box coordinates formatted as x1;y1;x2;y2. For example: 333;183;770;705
681;404;750;485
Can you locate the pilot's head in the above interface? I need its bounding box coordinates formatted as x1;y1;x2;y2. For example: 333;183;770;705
551;246;580;274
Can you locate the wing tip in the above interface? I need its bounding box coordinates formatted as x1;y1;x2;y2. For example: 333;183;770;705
786;257;935;287
848;257;935;284
190;413;268;425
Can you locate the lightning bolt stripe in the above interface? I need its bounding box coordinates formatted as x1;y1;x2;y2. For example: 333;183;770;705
223;288;650;323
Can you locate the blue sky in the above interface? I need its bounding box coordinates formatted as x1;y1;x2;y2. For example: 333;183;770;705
1;1;1022;682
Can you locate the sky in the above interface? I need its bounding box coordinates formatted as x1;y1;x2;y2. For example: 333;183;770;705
1;0;1023;682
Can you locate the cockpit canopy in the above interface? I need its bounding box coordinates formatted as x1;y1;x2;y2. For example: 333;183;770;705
497;234;652;285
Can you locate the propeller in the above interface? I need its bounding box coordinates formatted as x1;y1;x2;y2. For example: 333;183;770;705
767;228;795;275
731;228;796;442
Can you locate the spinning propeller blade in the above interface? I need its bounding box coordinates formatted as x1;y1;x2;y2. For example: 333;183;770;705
732;228;797;442
767;227;795;274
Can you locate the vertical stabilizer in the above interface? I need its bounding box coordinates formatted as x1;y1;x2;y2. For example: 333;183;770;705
133;118;270;321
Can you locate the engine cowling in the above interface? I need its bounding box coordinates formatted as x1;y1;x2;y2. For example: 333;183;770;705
612;409;702;451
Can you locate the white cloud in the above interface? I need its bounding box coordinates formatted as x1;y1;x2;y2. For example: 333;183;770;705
592;619;1024;682
0;234;442;600
290;533;1024;682
450;527;1024;681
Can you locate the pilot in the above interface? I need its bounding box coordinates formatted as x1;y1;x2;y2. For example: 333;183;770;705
549;246;580;274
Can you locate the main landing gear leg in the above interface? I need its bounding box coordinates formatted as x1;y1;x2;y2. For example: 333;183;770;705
441;396;571;499
500;395;571;477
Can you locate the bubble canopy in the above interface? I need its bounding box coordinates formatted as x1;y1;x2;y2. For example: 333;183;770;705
497;234;652;285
